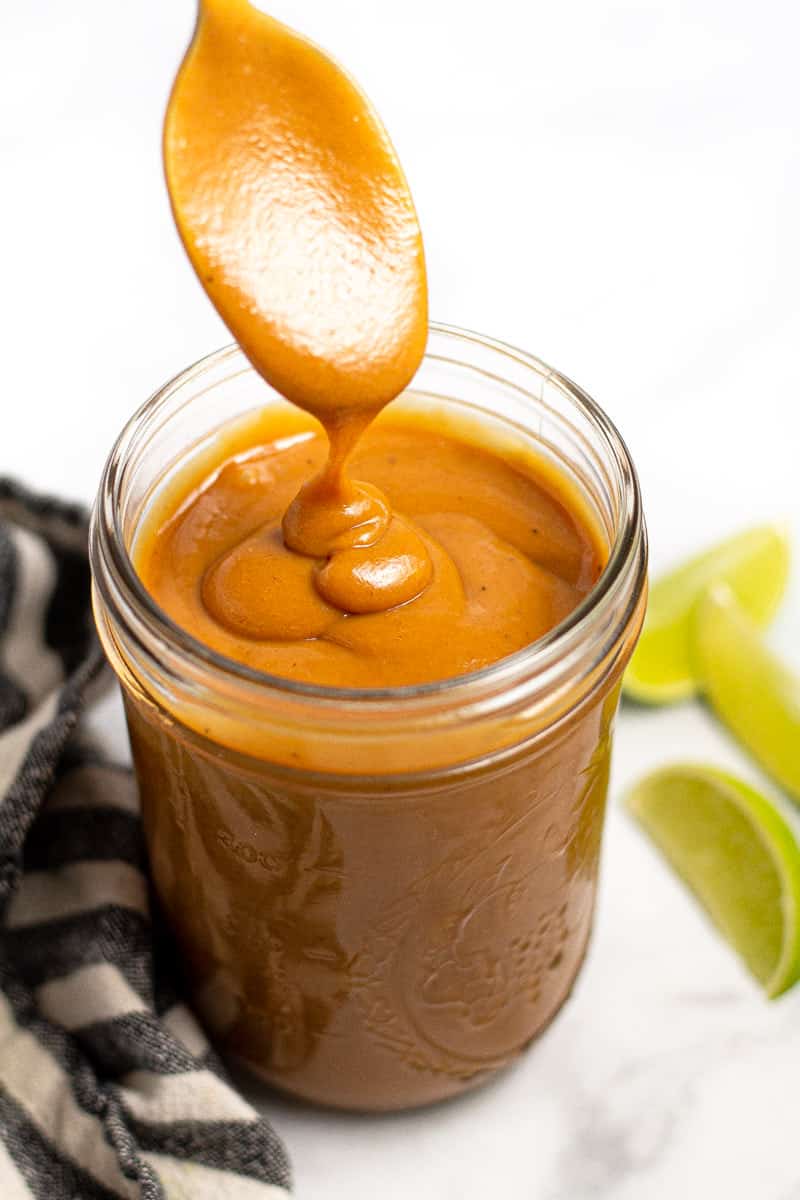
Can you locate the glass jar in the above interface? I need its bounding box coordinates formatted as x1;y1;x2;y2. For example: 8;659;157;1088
90;324;647;1111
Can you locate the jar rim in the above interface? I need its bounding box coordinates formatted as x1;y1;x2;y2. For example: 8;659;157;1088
91;322;646;714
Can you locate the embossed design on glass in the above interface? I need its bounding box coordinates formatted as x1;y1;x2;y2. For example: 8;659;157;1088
129;706;350;1074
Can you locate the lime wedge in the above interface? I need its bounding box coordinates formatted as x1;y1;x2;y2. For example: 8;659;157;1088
624;524;790;705
694;584;800;802
626;765;800;997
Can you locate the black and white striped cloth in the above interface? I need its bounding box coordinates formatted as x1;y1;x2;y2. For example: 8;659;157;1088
0;480;292;1198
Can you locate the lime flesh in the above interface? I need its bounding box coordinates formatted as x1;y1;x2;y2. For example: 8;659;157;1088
694;584;800;803
626;764;800;997
624;524;790;705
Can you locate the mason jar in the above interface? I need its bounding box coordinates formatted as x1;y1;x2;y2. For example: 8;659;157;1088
90;324;647;1111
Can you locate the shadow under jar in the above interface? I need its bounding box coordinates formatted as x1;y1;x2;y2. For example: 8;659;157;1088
90;324;647;1112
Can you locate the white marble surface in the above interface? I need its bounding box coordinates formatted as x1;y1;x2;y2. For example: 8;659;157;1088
5;1;800;1195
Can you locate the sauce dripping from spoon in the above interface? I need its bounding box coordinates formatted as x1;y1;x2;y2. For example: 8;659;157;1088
164;0;430;631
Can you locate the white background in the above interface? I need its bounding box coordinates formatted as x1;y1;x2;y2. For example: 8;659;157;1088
4;2;800;1197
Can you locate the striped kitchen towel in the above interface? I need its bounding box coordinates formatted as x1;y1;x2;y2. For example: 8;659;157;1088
0;480;292;1198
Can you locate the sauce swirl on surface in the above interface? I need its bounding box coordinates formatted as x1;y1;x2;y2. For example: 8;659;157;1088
137;410;603;688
